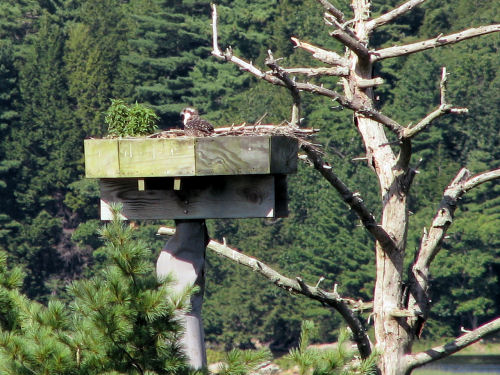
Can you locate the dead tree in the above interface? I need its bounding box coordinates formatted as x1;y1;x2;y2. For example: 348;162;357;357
208;1;500;374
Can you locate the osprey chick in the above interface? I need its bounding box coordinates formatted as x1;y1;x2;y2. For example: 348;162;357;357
180;107;214;137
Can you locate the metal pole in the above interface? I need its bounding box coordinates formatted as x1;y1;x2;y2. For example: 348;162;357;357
156;219;209;369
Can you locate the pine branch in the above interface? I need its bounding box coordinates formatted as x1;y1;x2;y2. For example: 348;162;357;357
371;24;500;61
157;226;373;359
405;316;500;370
366;0;427;31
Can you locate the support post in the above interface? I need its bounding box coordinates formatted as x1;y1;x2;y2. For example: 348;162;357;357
156;219;209;369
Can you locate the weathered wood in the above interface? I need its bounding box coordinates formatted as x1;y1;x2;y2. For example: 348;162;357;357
119;138;195;177
84;136;298;178
84;139;120;177
195;136;270;175
99;175;286;219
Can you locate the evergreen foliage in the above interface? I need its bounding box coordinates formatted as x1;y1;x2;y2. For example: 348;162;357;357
0;207;192;375
287;321;378;375
216;348;271;375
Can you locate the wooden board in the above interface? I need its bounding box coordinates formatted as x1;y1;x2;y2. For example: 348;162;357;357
195;136;270;175
85;136;298;178
119;138;195;176
84;139;120;177
99;175;287;220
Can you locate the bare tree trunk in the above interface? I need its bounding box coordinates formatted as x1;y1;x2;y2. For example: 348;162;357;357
209;0;500;373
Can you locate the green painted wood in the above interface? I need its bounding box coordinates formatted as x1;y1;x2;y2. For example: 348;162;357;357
195;136;271;175
85;136;297;178
84;139;120;178
118;138;195;177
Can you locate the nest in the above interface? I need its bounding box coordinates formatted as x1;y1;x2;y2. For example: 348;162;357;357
148;123;319;145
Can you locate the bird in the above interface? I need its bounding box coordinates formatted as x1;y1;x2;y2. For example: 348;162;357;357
180;107;214;137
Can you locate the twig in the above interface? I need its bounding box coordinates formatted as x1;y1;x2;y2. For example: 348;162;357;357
366;0;427;31
265;50;301;126
402;67;468;139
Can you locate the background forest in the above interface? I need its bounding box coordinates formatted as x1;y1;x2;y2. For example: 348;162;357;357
0;0;498;352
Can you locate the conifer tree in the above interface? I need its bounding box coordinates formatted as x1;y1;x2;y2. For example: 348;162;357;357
0;207;193;375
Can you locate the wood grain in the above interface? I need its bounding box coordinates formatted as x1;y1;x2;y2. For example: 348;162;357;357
99;175;283;219
118;138;195;176
85;136;298;177
84;139;120;177
195;136;270;175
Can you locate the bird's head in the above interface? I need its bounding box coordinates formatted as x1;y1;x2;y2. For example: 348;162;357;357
180;107;198;125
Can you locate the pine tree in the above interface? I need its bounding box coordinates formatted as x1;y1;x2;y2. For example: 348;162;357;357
0;207;193;375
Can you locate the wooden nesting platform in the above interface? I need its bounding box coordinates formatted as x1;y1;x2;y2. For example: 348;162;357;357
84;135;298;220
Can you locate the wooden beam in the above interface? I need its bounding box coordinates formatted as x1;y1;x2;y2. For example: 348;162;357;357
99;175;287;219
84;139;120;177
118;138;195;177
85;136;298;178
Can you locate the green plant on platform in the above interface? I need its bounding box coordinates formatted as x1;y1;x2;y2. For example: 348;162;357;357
287;321;378;375
105;99;159;136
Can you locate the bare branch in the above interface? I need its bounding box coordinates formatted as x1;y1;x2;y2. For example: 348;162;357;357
213;6;403;137
356;76;385;88
157;226;373;358
211;4;282;85
406;316;500;370
371;24;500;61
408;168;500;328
403;68;468;139
291;37;349;67
330;28;370;60
416;167;500;272
366;0;427;31
274;66;349;77
265;51;301;126
301;143;400;254
292;81;405;135
403;104;467;139
316;0;345;23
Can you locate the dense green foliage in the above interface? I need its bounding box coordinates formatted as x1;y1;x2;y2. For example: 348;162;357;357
105;99;159;137
0;210;192;374
0;0;498;354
